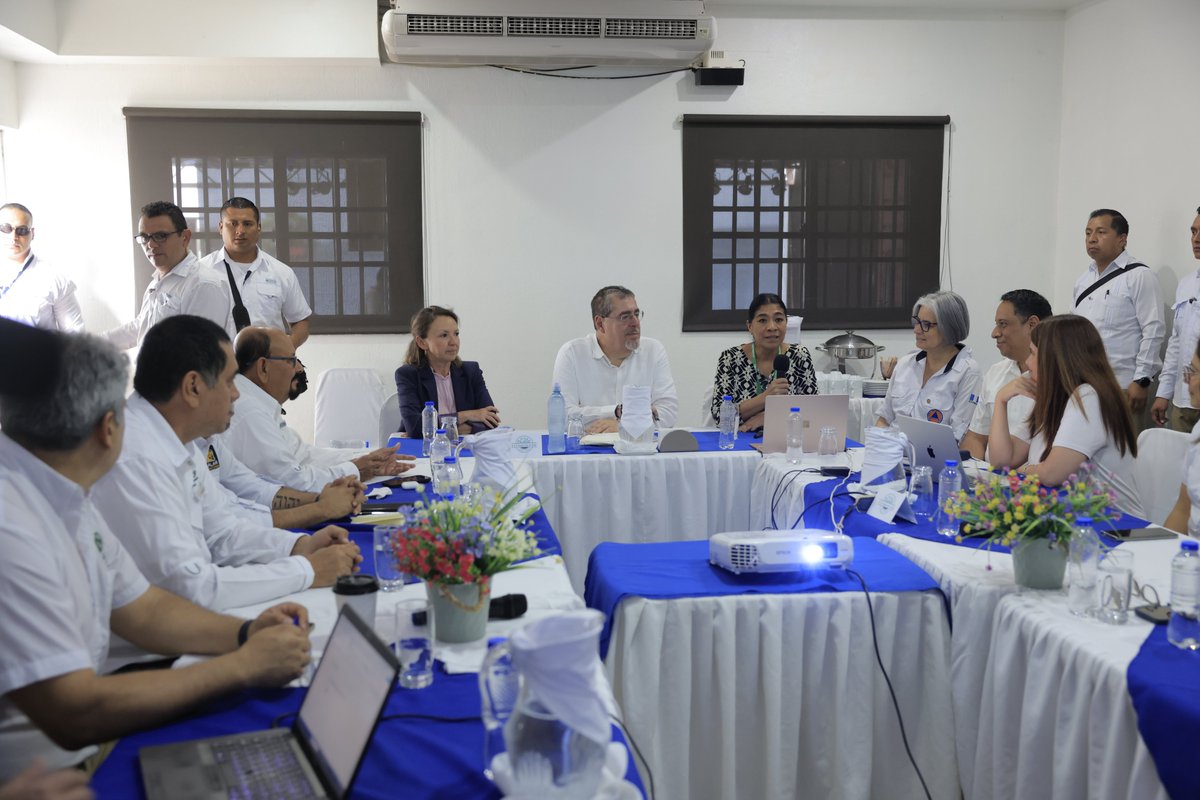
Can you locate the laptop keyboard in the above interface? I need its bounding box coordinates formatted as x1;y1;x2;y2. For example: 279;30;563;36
210;735;321;799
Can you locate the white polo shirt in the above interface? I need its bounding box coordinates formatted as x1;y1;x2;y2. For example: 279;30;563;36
878;346;983;441
551;335;679;426
198;248;312;336
0;253;84;331
0;434;149;780
1157;266;1200;409
1026;383;1144;518
102;253;233;350
967;357;1035;447
91;393;312;612
198;437;277;528
223;375;359;493
1072;251;1165;387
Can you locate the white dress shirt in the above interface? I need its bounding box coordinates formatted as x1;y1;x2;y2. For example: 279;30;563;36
1025;384;1144;518
199;437;277;527
0;254;84;331
1156;266;1200;409
1185;421;1200;537
1072;250;1165;386
877;346;983;441
102;253;233;350
224;374;359;492
967;357;1034;448
198;247;312;336
0;434;149;780
551;335;679;426
92;393;312;612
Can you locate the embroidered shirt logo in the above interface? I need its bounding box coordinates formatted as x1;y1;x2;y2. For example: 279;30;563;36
927;408;944;424
94;531;104;554
206;445;220;471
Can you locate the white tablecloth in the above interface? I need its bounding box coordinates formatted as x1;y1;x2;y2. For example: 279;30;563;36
528;446;761;592
604;590;958;800
880;533;1179;800
749;450;864;531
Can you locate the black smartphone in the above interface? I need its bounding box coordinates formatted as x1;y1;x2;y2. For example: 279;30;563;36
381;475;430;488
1113;527;1177;542
820;466;851;477
1134;603;1171;625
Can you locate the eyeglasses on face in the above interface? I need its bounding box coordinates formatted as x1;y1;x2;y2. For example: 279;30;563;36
264;355;299;367
911;316;938;333
609;310;645;323
134;230;183;245
0;224;32;237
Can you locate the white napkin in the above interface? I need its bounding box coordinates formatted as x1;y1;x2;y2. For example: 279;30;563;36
490;742;638;799
861;426;909;488
618;385;653;441
462;427;519;494
366;486;391;499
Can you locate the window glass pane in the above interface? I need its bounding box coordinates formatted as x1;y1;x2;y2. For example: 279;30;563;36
289;239;310;262
711;264;731;310
313;267;337;315
760;239;779;259
735;239;754;259
312;238;336;262
365;266;389;314
713;183;733;207
736;212;754;231
289;213;309;232
735;263;755;310
341;267;362;316
311;212;335;233
758;264;779;295
713;212;732;233
759;212;780;233
712;239;732;259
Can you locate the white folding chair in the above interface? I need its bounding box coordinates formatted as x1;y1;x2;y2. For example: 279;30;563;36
312;368;388;448
378;391;403;444
698;385;717;428
1135;427;1192;524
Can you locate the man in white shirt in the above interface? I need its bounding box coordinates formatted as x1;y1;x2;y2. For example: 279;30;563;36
224;326;414;492
961;289;1050;460
102;201;232;350
0;329;311;781
551;285;679;434
0;202;84;331
1072;208;1164;413
1151;207;1200;432
92;315;359;612
198;196;313;347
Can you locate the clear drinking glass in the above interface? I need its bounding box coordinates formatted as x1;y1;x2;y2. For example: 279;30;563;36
818;425;839;457
566;413;585;453
909;466;935;523
1096;549;1134;624
395;597;434;689
373;525;406;592
439;414;460;443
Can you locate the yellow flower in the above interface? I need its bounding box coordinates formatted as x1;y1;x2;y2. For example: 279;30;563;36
1014;509;1026;521
1004;512;1013;524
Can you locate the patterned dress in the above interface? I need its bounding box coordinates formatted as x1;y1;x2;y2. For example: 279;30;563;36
709;343;818;424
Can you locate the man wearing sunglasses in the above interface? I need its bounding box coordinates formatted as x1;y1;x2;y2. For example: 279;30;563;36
102;201;231;350
0;202;84;332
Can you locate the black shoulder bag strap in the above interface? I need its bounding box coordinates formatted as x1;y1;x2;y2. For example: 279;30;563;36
1074;262;1147;307
222;259;252;332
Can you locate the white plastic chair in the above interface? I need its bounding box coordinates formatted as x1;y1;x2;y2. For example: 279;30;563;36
312;368;388;448
1135;427;1192;524
698;386;717;428
378;391;403;444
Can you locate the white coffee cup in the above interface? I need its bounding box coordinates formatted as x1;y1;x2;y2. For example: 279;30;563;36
333;574;379;629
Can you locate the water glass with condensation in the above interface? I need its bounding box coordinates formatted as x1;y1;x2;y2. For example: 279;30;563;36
1096;549;1134;624
374;525;405;592
909;466;936;523
395;597;434;689
818;426;839;457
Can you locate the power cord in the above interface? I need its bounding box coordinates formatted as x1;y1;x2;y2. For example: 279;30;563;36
612;714;655;800
845;568;933;800
768;468;823;529
489;64;695;80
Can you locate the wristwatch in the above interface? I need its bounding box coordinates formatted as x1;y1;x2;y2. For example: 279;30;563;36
1134;377;1152;388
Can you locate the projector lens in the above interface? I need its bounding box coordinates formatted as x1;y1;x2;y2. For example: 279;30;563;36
800;544;824;564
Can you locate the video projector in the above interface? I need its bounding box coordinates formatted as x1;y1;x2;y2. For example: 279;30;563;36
709;530;854;574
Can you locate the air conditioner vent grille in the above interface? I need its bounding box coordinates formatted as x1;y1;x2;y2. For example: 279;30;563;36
407;14;504;36
507;16;602;38
605;18;698;39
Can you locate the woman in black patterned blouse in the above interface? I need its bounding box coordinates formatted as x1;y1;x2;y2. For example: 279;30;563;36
709;293;818;431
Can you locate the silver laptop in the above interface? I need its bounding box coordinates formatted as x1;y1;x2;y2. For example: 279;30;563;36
760;394;850;453
139;606;399;800
894;414;963;472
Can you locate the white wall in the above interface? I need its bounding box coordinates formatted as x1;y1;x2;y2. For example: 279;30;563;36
0;57;14;128
1055;0;1200;314
1;11;1066;438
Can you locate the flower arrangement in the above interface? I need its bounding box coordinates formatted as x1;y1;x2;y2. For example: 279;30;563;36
391;487;542;589
943;462;1119;550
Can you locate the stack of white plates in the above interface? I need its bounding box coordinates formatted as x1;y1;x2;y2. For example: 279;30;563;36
863;379;889;397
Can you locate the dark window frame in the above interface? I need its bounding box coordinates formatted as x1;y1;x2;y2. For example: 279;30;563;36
124;108;424;334
682;115;949;332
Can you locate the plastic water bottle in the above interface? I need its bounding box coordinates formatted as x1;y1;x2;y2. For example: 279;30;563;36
420;401;437;457
1067;516;1101;617
434;455;462;498
429;428;451;466
718;395;737;450
1168;539;1200;650
786;407;803;464
547;383;566;454
935;460;961;538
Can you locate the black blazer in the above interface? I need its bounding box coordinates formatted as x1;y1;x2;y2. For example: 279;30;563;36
394;361;496;437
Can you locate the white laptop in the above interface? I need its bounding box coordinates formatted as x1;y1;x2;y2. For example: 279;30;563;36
139;606;399;800
894;414;964;472
759;394;850;453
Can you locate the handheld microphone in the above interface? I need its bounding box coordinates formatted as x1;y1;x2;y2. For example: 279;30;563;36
772;354;789;381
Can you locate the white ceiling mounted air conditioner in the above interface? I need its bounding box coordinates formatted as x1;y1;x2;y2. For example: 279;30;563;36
381;0;716;68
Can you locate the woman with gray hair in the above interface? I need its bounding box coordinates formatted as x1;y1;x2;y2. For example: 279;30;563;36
875;290;983;441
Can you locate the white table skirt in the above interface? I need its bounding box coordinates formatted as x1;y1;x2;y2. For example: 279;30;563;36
879;533;1179;800
750;450;864;531
604;590;958;800
528;448;760;592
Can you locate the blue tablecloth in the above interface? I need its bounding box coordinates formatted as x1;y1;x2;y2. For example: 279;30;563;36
90;668;645;799
583;537;939;659
1127;625;1200;800
391;438;473;459
798;474;1148;552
